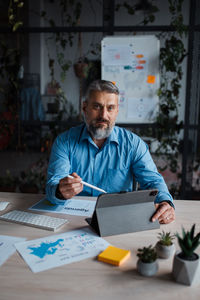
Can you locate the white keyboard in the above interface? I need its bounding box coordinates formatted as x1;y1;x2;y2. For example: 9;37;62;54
0;210;68;231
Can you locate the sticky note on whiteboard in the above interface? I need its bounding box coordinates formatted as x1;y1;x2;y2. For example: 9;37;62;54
147;75;156;84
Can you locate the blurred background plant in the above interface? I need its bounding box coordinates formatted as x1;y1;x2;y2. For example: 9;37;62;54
0;169;18;192
19;157;48;193
8;0;24;32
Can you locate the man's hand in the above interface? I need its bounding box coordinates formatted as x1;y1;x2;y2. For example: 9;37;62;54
152;202;175;224
58;172;83;199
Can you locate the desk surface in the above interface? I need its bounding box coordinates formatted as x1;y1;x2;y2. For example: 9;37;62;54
0;192;200;300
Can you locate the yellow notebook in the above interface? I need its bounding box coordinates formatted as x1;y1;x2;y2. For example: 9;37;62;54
98;245;131;266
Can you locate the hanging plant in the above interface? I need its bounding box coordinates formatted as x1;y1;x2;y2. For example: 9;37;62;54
155;0;187;177
40;0;82;123
41;0;82;83
114;0;188;197
115;0;159;25
0;31;22;150
8;0;24;32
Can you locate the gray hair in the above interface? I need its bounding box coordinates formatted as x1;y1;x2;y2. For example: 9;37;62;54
84;80;119;101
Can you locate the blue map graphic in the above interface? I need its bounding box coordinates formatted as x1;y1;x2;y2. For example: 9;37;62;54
31;199;62;212
28;239;64;259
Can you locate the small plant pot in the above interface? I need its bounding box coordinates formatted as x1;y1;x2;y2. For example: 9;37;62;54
137;259;158;277
46;81;60;95
156;242;175;259
74;62;89;78
172;251;200;286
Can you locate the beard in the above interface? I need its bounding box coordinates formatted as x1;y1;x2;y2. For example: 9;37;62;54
86;118;114;140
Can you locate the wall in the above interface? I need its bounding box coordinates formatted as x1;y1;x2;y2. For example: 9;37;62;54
27;0;190;126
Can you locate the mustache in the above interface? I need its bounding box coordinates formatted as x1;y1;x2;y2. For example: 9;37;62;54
93;118;109;124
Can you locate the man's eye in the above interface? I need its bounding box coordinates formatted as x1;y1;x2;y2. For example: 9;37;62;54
93;104;101;109
108;106;115;111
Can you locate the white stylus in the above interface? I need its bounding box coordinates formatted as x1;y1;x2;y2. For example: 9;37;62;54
67;175;107;194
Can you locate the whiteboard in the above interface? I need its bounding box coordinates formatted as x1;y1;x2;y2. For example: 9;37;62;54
101;35;160;123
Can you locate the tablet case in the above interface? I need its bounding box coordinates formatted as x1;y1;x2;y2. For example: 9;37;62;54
86;190;160;237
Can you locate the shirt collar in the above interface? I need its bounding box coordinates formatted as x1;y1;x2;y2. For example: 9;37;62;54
79;124;119;146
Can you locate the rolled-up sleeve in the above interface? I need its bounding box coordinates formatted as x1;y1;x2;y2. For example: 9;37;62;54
131;138;173;206
46;133;71;205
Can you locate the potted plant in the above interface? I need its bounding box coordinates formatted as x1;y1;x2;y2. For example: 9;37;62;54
74;57;90;79
19;170;39;193
46;58;61;96
156;230;175;259
19;157;47;194
172;224;200;286
0;170;17;192
137;245;158;276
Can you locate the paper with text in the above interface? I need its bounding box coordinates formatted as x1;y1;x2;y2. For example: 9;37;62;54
29;198;96;217
0;235;26;266
15;228;109;273
0;201;10;211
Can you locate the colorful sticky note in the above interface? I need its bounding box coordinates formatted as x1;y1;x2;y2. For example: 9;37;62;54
136;65;144;70
138;60;146;64
136;54;144;58
98;245;131;266
124;65;132;70
147;75;156;84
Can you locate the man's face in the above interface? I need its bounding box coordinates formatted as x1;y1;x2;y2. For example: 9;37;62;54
82;91;119;140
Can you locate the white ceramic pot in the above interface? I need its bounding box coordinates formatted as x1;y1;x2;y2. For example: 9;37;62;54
156;242;175;259
172;251;200;286
137;259;158;277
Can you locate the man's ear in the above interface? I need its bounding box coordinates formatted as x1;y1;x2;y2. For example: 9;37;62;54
82;101;87;113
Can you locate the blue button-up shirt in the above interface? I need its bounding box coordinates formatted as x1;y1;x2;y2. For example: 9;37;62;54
46;124;173;205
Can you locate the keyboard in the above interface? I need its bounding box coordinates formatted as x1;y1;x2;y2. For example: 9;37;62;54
0;210;68;231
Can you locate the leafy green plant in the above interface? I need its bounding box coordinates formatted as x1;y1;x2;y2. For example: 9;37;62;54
0;1;25;150
137;245;157;263
157;230;174;246
19;157;48;193
19;170;40;189
0;40;21;109
0;170;17;188
54;87;77;121
155;0;187;190
41;0;82;83
114;1;188;199
115;1;159;25
8;0;24;32
176;224;200;260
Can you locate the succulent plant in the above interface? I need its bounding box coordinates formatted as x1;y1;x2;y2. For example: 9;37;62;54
158;230;174;246
137;245;157;263
176;224;200;260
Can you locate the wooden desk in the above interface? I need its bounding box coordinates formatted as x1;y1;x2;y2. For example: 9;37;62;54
0;192;200;300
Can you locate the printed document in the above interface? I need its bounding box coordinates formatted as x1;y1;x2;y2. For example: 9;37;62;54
0;201;10;211
15;228;109;273
29;198;96;217
0;235;26;266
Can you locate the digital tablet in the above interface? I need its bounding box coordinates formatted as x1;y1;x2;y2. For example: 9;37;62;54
86;189;160;237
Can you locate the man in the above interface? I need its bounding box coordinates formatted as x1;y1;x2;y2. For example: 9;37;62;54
46;80;175;224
